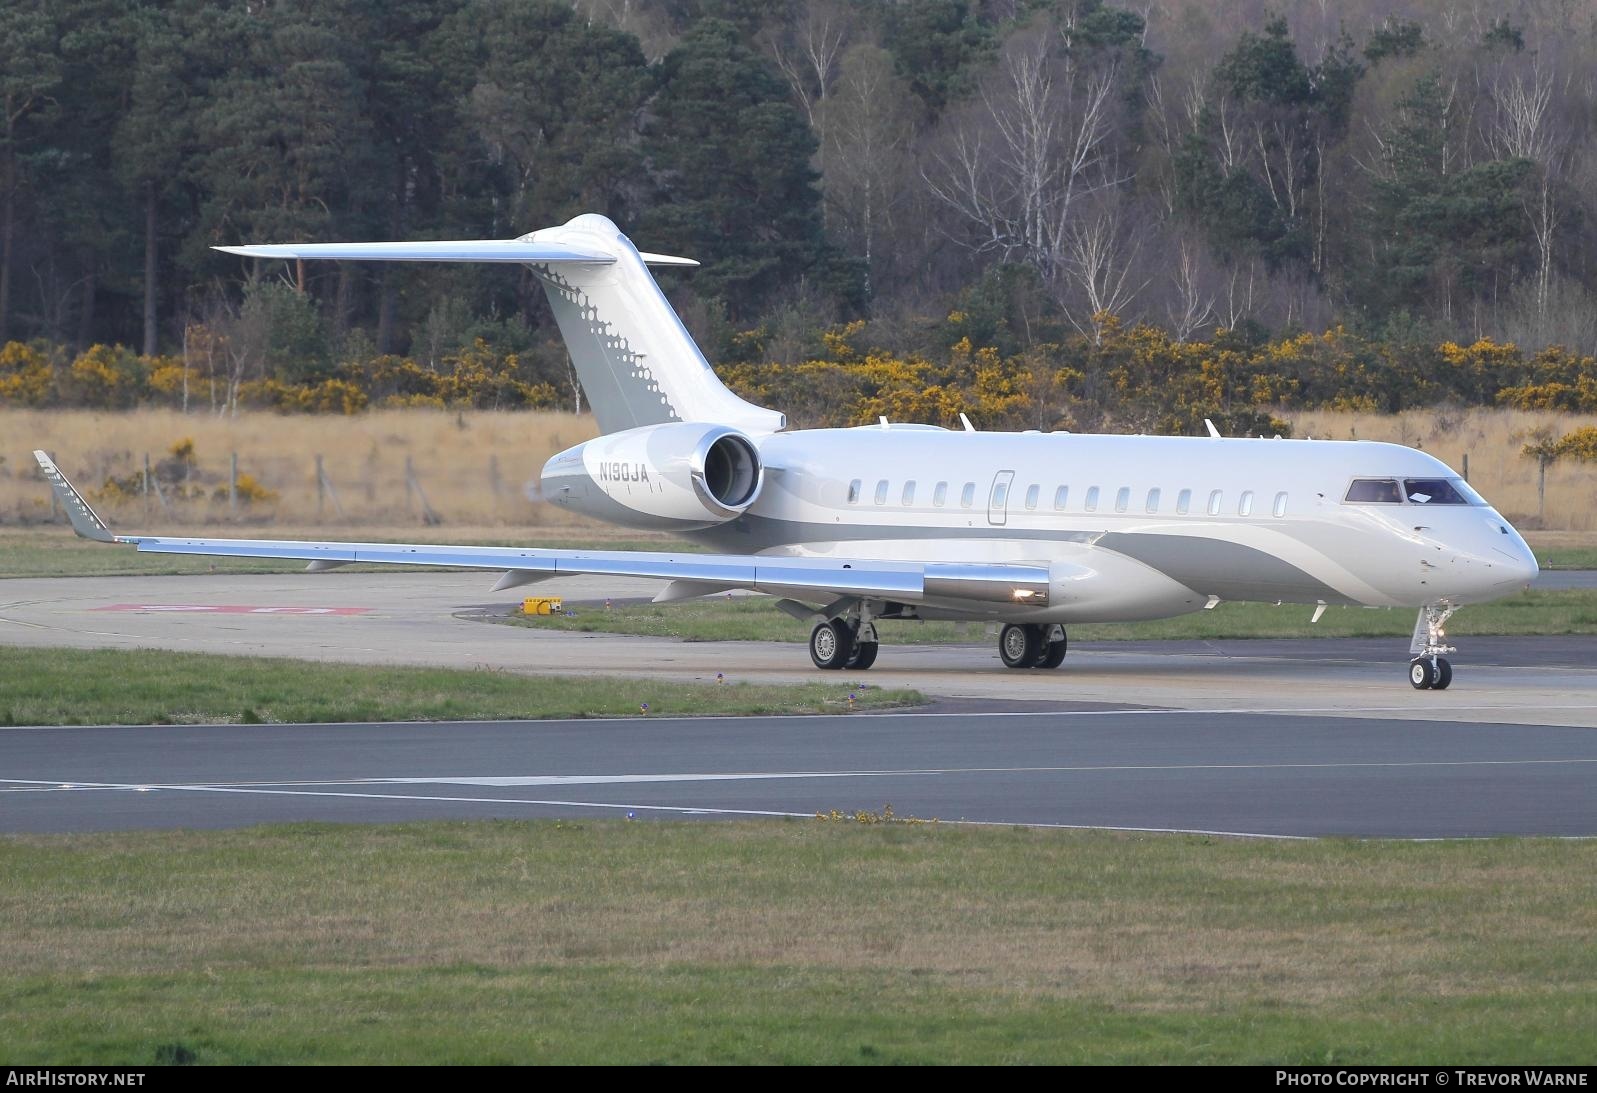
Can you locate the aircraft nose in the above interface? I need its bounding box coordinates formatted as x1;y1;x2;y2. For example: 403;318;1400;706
1488;520;1538;588
1504;542;1539;586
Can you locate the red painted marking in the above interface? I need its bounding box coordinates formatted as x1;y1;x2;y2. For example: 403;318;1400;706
95;604;373;616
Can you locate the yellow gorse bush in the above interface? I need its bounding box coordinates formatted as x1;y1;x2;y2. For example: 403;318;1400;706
5;322;1597;435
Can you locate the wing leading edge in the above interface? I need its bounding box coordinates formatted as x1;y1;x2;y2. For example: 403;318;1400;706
32;452;1047;607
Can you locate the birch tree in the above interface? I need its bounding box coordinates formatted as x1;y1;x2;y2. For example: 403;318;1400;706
923;13;1138;284
820;44;915;297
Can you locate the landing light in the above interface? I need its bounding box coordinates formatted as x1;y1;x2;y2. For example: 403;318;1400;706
1012;589;1038;601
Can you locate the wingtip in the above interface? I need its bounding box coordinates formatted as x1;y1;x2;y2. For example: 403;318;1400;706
33;450;118;543
637;251;700;269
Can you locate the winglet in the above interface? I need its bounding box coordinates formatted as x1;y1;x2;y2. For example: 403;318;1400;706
32;451;123;544
1204;418;1222;439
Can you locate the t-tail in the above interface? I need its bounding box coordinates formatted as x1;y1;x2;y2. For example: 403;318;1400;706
216;213;785;436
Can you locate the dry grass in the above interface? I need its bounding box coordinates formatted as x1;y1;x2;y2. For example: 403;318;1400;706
1;408;600;529
1289;406;1597;531
5;406;1596;534
3;824;1591;1013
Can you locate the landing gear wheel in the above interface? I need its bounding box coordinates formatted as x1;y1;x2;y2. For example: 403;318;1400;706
810;619;855;670
1039;632;1068;669
999;623;1043;669
845;641;879;670
1410;603;1460;693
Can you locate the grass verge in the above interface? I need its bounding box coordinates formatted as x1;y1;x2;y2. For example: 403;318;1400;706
1;822;1591;1064
1537;547;1597;569
0;647;919;725
503;588;1597;643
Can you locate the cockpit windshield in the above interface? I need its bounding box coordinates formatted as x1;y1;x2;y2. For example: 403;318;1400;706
1344;477;1484;505
1344;478;1402;503
1402;478;1476;505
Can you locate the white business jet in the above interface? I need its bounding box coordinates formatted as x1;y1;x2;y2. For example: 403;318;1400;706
34;214;1538;689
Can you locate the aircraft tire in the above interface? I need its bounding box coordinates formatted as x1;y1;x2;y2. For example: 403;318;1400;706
845;641;879;670
1409;658;1435;690
1433;658;1452;690
810;619;854;670
999;623;1043;669
1039;633;1068;669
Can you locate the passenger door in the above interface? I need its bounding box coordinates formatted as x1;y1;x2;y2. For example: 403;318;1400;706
987;470;1015;526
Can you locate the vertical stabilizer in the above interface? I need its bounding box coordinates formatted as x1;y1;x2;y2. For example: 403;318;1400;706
213;214;785;437
525;214;785;436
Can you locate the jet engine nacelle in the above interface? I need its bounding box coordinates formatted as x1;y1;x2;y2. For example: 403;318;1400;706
541;422;763;530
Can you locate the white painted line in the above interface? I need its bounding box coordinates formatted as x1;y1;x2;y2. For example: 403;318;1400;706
8;755;1596;799
10;776;1593;841
0;777;1317;839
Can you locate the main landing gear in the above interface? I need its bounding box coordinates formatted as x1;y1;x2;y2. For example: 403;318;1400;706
808;617;878;671
998;623;1068;669
804;601;1066;673
1408;602;1457;690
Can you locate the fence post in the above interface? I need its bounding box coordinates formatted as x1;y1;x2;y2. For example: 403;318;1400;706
143;452;171;516
315;455;345;519
1462;452;1469;483
229;452;238;517
150;470;170;515
405;455;441;526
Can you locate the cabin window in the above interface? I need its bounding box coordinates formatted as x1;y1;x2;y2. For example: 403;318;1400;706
933;482;948;507
1176;488;1191;514
874;479;889;505
1053;485;1069;510
961;482;976;508
1239;490;1254;516
902;481;916;506
1344;478;1402;504
1273;491;1288;517
992;480;1009;509
847;479;861;504
1025;484;1039;510
1403;479;1473;505
1207;489;1223;516
1084;486;1100;512
1115;487;1130;513
1146;488;1161;514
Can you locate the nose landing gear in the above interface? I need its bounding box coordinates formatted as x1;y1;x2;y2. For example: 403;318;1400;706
1408;603;1457;690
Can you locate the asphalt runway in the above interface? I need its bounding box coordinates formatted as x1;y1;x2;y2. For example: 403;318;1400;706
2;571;1594;837
4;711;1594;837
5;572;1597;725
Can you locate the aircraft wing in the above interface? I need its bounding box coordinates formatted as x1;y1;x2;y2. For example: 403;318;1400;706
33;452;1048;607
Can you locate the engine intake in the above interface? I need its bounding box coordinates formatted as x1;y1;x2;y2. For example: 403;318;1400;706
696;430;760;516
542;421;765;530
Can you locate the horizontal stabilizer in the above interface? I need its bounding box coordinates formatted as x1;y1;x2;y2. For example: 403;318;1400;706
215;240;613;264
214;240;698;268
